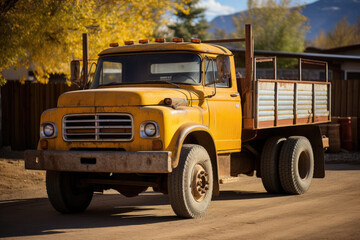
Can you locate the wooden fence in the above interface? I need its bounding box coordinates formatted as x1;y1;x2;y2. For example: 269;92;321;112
0;79;359;150
330;79;360;117
1;81;79;150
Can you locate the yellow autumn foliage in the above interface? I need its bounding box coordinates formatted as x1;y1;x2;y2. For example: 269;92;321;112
0;0;186;85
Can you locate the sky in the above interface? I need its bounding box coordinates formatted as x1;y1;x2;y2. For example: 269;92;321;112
199;0;319;21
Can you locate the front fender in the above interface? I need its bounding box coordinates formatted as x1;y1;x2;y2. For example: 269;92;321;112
169;123;215;168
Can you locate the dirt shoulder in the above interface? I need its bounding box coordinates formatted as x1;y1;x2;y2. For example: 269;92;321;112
0;148;46;201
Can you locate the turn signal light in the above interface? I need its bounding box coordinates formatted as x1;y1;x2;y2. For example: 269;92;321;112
109;42;119;47
124;41;134;45
40;139;48;150
152;140;163;150
155;38;166;43
172;38;184;43
191;38;201;43
139;39;149;44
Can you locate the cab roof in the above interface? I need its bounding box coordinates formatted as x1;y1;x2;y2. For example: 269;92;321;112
99;42;233;56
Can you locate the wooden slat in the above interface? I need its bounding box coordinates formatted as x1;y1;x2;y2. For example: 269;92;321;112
24;81;31;149
330;79;336;116
334;79;341;116
347;80;353;116
353;80;359;117
340;80;347;117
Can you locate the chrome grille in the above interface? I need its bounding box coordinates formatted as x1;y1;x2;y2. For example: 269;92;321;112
63;113;133;141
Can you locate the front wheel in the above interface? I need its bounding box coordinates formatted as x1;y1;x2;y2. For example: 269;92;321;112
46;171;93;213
168;144;213;218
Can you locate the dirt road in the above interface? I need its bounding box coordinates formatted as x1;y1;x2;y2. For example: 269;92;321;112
0;163;359;240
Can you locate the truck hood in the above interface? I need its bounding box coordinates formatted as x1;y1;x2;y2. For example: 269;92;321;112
57;87;195;107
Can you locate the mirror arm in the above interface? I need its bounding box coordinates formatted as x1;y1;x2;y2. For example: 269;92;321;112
205;60;217;98
84;62;97;89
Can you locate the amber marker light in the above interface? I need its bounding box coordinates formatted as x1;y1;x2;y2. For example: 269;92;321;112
109;42;119;47
139;39;149;44
164;98;172;105
152;140;163;150
155;38;165;43
191;38;201;43
172;38;184;43
124;41;134;45
40;139;48;150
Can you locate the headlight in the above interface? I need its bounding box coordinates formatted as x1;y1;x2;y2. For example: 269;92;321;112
140;121;159;138
40;122;57;138
44;124;54;137
144;123;156;137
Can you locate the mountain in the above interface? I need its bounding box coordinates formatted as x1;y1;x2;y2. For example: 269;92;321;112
208;0;360;41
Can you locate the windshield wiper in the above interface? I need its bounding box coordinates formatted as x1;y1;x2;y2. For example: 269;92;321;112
143;80;180;88
98;82;122;87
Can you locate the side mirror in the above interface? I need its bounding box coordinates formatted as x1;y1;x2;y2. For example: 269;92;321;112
70;60;81;82
216;55;230;76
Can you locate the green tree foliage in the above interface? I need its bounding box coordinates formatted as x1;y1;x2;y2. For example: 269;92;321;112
212;28;228;40
169;0;210;41
232;0;309;53
0;0;184;85
313;17;360;49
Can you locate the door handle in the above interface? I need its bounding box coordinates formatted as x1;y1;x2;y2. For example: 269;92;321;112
230;93;240;97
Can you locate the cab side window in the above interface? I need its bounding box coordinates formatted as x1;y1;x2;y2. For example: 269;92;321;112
204;59;230;88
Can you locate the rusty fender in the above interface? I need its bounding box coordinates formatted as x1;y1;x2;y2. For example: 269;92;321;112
169;123;216;168
24;150;172;173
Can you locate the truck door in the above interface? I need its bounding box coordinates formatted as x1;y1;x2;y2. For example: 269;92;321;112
204;57;242;152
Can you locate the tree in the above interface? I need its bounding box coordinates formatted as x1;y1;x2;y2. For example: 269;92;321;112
212;28;228;40
232;0;309;53
168;0;210;41
313;17;360;49
0;0;184;85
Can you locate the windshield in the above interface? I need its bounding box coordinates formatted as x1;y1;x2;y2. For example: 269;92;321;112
90;53;201;88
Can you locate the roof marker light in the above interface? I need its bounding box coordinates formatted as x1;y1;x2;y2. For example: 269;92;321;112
172;38;184;43
155;38;166;43
139;39;149;44
191;38;201;44
124;41;134;45
109;42;119;47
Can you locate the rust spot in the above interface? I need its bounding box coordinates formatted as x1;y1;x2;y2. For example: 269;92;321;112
146;158;152;166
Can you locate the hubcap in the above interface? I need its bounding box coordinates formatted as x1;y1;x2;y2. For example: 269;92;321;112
191;164;210;202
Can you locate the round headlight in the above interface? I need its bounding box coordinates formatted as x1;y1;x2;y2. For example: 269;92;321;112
43;124;55;137
144;123;156;137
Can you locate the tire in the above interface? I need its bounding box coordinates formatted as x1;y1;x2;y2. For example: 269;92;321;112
46;171;93;213
168;144;213;218
260;136;286;193
279;136;314;195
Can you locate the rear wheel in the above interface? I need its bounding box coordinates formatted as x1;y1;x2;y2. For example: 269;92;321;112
46;171;93;213
168;144;213;218
279;136;314;194
260;136;286;193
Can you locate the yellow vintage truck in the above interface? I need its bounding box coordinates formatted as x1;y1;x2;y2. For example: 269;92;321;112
25;25;330;218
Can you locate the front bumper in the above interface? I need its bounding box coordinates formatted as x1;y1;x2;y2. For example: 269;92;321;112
25;150;172;173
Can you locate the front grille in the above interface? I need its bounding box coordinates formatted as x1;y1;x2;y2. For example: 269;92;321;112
63;113;133;141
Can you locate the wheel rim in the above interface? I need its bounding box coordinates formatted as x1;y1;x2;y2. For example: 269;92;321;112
298;151;310;179
191;164;210;202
